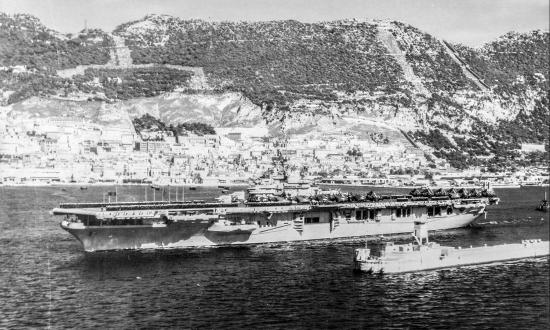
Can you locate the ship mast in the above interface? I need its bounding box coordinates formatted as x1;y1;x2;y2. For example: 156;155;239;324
413;221;429;245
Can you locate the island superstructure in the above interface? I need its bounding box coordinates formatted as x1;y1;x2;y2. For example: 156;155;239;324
51;179;500;251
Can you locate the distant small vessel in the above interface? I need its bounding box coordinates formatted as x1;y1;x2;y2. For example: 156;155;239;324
80;186;88;190
189;186;197;191
354;221;549;274
536;192;549;212
536;200;549;212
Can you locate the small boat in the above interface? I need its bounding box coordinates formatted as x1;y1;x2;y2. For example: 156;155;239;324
536;192;549;212
80;186;88;190
189;186;197;191
536;200;549;212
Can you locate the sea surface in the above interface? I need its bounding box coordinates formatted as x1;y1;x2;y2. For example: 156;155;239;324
1;185;548;329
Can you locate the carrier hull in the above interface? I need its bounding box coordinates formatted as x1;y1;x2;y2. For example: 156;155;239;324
61;212;482;252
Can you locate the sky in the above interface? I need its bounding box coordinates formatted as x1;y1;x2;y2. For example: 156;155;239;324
0;0;548;47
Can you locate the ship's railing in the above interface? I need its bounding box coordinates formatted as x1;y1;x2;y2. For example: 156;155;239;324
217;198;481;214
55;194;496;216
249;195;489;206
246;201;294;207
247;190;496;205
58;200;220;210
58;189;496;211
53;197;493;220
104;202;237;211
313;199;459;210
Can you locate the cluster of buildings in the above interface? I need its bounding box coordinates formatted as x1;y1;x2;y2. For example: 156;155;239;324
0;113;547;188
0;112;432;186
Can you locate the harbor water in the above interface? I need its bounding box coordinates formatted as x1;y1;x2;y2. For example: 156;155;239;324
1;185;548;328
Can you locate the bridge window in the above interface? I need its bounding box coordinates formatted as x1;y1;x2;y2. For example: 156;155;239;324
427;206;434;217
356;210;372;220
357;209;378;220
369;210;377;220
395;208;411;218
343;210;352;219
428;206;442;217
305;217;319;224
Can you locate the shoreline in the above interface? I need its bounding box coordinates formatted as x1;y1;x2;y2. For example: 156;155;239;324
0;182;249;188
1;182;546;189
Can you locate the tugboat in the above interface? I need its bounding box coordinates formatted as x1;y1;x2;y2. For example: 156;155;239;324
353;221;549;274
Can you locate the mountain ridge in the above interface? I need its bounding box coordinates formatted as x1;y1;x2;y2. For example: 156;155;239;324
0;13;548;170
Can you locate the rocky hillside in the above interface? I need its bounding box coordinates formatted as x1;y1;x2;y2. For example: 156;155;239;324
0;13;112;69
414;30;549;169
0;13;115;103
0;13;548;169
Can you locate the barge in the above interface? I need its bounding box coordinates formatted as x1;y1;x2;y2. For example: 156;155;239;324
354;221;549;274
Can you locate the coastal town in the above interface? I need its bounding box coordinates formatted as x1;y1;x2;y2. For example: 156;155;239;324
0;12;547;190
0;108;547;188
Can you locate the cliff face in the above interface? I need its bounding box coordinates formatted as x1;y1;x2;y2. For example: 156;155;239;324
1;92;264;133
0;13;548;168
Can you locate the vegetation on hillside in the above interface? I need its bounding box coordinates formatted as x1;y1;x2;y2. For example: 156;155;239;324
448;31;549;149
409;30;549;170
72;67;193;99
0;13;114;103
391;22;476;93
0;14;112;70
2;70;70;103
117;18;405;108
3;66;193;103
132;113;168;131
133;114;216;137
171;122;216;136
412;125;548;171
453;31;549;94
